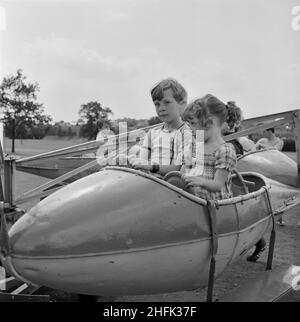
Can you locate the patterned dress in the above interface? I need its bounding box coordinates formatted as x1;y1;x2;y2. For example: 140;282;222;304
186;142;237;200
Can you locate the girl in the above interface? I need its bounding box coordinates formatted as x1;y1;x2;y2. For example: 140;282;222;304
182;94;237;201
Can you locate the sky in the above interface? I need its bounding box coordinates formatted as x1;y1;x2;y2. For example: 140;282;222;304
0;0;300;123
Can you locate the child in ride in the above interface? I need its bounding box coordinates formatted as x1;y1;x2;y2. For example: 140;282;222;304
182;94;237;200
130;78;191;176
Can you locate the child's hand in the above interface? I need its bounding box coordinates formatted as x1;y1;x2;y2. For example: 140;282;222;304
260;143;269;149
110;154;129;166
127;155;138;165
116;154;129;165
182;175;205;187
130;158;153;171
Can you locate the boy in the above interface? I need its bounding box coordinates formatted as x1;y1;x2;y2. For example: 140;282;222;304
130;78;191;176
255;128;284;151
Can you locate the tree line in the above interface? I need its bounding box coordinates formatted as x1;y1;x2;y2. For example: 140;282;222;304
0;70;161;152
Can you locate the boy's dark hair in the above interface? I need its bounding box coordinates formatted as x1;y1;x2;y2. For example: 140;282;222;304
226;101;243;131
266;127;275;133
150;78;187;103
183;94;227;125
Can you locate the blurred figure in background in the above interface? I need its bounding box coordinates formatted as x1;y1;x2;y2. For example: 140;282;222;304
255;127;284;151
256;127;285;226
222;101;256;156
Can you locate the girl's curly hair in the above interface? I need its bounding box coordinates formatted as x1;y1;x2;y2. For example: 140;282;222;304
183;94;227;127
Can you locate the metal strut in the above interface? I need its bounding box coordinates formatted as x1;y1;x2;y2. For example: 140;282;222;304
0;201;10;259
263;187;276;271
206;200;218;302
0;140;5;201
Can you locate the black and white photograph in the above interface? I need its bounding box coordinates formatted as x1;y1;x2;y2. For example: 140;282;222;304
0;0;300;307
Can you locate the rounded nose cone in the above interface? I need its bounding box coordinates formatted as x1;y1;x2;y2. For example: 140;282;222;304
9;169;148;257
9;168;204;258
6;168;210;295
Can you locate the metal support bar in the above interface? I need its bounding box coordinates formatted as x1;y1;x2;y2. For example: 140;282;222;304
16;186;63;204
225;117;292;142
0;139;5;201
4;157;16;206
0;126;4;165
0;173;4;201
263;187;276;271
0;293;50;302
274;197;300;216
292;111;300;187
15;140;131;203
206;200;218;302
0;202;10;258
15;159;98;203
241;109;298;128
15;123;160;164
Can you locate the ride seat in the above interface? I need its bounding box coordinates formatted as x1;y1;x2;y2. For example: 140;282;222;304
231;172;265;197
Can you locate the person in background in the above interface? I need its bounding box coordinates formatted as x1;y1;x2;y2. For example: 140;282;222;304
255;127;286;226
223;101;256;156
255;128;284;151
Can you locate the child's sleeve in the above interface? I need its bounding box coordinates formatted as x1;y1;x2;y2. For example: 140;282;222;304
274;138;284;151
215;144;237;172
174;128;193;167
139;130;152;161
256;138;266;148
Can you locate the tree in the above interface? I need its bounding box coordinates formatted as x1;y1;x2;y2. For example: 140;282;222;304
78;101;113;140
148;116;161;126
0;69;52;152
67;126;75;137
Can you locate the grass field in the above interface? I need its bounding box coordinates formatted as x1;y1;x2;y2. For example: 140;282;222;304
3;136;87;158
2;137;300;302
3;137;89;211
